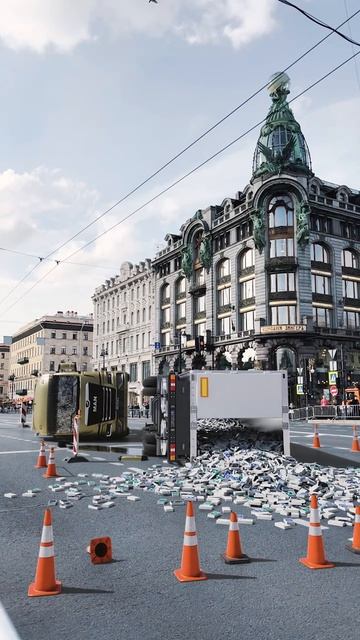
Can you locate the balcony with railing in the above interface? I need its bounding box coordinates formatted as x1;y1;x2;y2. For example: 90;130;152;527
217;274;231;286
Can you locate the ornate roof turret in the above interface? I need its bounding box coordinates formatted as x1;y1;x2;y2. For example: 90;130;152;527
252;72;312;179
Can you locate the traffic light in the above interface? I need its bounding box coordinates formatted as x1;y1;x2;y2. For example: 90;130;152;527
205;329;213;352
195;335;205;353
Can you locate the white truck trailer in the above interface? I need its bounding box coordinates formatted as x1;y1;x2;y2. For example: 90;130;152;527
147;370;289;461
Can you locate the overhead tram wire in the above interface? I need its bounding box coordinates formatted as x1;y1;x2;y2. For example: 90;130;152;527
33;9;360;259
0;246;120;270
343;0;360;93
0;248;119;308
1;48;359;320
277;0;360;47
0;9;359;309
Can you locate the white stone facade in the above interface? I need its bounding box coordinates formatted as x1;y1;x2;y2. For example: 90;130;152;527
92;260;154;408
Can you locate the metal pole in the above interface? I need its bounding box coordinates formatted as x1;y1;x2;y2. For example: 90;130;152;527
179;332;182;374
340;342;345;402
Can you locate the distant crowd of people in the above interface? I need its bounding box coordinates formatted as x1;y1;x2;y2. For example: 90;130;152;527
0;401;33;414
128;405;149;418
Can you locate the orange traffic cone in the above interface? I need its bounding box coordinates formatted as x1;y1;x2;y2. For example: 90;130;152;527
43;447;58;478
351;427;360;452
222;511;250;564
346;505;360;554
87;537;112;564
312;425;321;449
35;440;47;469
174;501;207;582
299;495;334;570
28;509;61;597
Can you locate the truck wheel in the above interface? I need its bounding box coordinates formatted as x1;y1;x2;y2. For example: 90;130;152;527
142;431;156;446
142;386;157;397
143;376;157;389
143;442;156;457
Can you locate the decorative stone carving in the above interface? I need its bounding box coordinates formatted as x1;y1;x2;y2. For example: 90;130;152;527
199;235;212;272
296;200;310;247
250;208;266;254
181;244;193;281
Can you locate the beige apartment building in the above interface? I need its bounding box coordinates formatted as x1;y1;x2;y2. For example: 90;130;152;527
0;343;10;404
9;311;93;399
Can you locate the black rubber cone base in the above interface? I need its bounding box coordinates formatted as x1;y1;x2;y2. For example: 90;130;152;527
64;455;89;463
222;553;250;564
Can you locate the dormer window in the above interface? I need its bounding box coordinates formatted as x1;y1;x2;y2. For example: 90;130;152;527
338;191;348;204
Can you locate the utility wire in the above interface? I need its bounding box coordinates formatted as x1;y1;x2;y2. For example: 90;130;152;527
1;8;359;307
0;246;120;271
277;0;360;46
0;248;118;308
343;0;360;93
1;48;359;320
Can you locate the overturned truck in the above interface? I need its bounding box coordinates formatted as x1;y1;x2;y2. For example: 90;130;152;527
142;370;289;461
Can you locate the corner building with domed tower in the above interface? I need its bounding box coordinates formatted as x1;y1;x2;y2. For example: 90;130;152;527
153;73;360;405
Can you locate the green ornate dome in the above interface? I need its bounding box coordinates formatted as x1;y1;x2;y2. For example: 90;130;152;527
252;72;312;178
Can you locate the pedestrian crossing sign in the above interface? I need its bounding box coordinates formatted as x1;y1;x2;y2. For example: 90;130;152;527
296;384;304;395
328;371;337;385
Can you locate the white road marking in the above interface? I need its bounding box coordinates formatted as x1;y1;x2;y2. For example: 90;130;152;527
0;434;35;443
292;432;353;439
0;449;38;455
92;456;106;461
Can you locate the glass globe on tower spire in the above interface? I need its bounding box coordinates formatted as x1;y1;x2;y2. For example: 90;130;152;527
252;72;312;179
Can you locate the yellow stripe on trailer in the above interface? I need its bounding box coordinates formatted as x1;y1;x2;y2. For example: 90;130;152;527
200;377;209;398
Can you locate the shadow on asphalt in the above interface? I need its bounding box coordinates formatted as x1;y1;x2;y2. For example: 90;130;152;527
334;561;360;568
248;557;277;563
206;573;256;581
62;586;114;594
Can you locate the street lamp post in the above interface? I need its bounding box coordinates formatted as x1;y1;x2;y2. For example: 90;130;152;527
8;374;15;401
100;348;108;371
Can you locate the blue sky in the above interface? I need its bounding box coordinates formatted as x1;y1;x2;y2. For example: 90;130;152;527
0;0;359;338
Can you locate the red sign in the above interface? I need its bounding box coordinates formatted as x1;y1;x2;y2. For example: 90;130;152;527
330;385;338;397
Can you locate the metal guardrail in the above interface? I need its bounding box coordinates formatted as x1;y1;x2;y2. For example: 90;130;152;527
290;405;360;421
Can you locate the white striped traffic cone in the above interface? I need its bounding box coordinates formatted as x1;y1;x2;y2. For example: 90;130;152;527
299;495;334;569
174;501;207;582
28;508;61;597
346;505;360;554
35;440;47;469
43;447;58;478
222;511;250;564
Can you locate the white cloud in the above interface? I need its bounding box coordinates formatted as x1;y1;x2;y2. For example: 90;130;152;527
0;0;96;53
178;0;277;48
0;0;277;53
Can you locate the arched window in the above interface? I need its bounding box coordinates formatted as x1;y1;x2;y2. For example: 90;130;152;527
239;249;254;271
175;277;186;299
342;249;359;269
161;283;170;305
275;347;296;373
268;195;294;228
175;278;186;326
217;258;231;281
311;243;330;264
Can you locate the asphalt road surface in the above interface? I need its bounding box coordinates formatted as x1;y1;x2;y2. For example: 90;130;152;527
1;414;360;640
290;419;360;464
